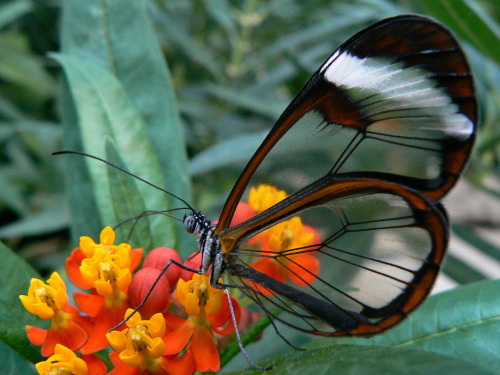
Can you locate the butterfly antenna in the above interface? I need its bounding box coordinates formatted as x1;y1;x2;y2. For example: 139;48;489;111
53;150;195;212
225;289;272;371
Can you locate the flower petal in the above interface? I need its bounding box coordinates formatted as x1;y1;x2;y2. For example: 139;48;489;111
81;354;108;375
80;302;129;354
288;254;320;286
210;295;240;335
25;325;47;346
66;248;92;289
161;351;196;375
190;328;220;372
129;248;144;273
74;291;104;317
163;321;193;355
41;319;88;357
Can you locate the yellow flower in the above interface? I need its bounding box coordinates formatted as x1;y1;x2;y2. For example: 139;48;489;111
107;309;166;367
176;274;224;319
266;216;313;253
79;226;132;270
35;344;87;375
80;247;132;296
19;272;68;320
248;184;288;213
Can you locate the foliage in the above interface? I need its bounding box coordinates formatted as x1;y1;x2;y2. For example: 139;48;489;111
1;0;500;373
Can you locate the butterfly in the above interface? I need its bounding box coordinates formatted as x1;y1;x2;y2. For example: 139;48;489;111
65;14;476;342
180;14;477;338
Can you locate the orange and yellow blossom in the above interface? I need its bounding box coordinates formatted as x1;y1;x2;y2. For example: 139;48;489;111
35;344;88;375
163;274;241;373
65;227;143;354
20;272;92;357
107;309;195;375
246;185;321;293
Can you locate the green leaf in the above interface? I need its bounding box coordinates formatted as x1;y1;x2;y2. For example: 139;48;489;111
0;341;37;375
229;344;493;374
0;242;46;363
54;53;174;249
373;279;500;374
60;0;191;251
0;204;69;238
105;138;153;250
309;279;500;374
421;0;500;65
189;130;267;176
0;0;32;29
0;34;54;98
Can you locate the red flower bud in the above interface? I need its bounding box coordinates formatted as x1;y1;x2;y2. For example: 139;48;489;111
143;247;182;287
181;252;203;281
129;267;170;318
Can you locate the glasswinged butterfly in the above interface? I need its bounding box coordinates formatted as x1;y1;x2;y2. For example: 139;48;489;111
65;13;476;353
180;14;476;338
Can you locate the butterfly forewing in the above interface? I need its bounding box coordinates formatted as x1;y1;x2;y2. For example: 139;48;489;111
216;15;476;231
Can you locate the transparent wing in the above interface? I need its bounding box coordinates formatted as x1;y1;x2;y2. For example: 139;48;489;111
221;177;448;335
216;15;476;232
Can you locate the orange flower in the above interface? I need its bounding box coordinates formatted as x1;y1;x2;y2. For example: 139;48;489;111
35;344;88;375
20;272;93;357
163;274;240;373
66;226;143;290
107;309;195;375
35;344;107;375
65;227;143;354
246;185;321;294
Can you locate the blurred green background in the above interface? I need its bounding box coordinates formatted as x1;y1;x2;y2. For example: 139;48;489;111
0;0;499;287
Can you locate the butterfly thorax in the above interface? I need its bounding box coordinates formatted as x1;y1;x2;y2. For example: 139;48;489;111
183;212;225;285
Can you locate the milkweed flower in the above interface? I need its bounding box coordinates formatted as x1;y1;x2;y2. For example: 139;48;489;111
34;344;106;375
35;344;88;375
163;274;241;373
245;185;321;293
65;227;143;354
20;272;92;357
107;309;195;375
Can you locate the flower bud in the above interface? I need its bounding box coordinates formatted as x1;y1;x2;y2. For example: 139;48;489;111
181;252;203;281
143;247;182;287
128;267;170;318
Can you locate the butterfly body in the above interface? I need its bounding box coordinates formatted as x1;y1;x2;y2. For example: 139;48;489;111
180;14;476;338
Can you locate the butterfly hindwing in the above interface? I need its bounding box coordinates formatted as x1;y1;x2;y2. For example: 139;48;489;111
221;176;448;335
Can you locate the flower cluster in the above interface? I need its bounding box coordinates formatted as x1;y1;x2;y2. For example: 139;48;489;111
21;226;244;375
21;184;320;374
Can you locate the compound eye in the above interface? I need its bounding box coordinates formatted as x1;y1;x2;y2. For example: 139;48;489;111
184;216;197;233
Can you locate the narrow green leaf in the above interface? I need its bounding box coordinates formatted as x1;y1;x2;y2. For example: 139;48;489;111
59;79;102;244
442;254;487;284
0;205;69;238
230;344;492;374
453;223;500;262
189;131;267;176
105;139;153;250
54;54;174;249
0;34;54;98
421;0;500;64
0;0;32;29
61;0;191;250
0;242;46;363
